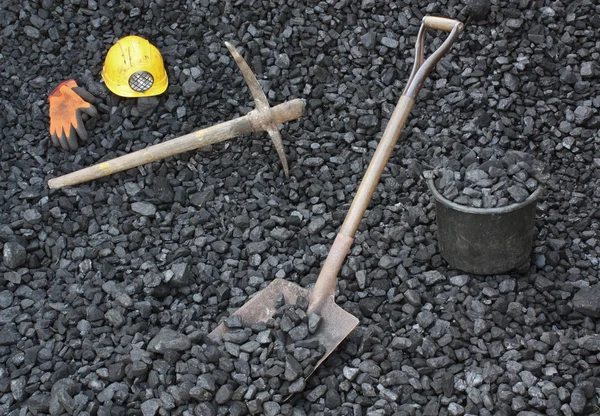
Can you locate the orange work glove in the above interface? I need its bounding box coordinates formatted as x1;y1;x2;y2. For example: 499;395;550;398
48;79;98;151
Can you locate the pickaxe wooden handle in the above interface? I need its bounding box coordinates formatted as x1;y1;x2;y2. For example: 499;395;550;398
47;99;304;189
48;42;304;189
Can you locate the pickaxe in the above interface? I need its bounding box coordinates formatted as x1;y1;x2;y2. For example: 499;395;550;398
47;42;304;189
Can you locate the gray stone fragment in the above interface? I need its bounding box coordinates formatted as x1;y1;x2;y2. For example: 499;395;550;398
105;308;126;328
24;25;41;38
222;329;251;344
128;361;149;378
448;402;465;416
114;293;132;308
462;187;481;198
141;398;161;416
427;356;453;368
308;217;326;234
576;335;600;352
279;315;294;332
357;114;378;128
421;270;445;285
147;328;191;353
465;169;488;183
194;402;216;416
360;32;376;49
358;359;381;378
503;72;520;92
343;366;359;381
466;0;491;20
224;315;243;328
197;374;216;392
275;53;290;69
380;37;398;48
547;238;566;250
0;290;13;309
86;305;104;322
0;306;20;325
214;384;234;404
142;272;162;288
308;313;321;334
404;289;421;306
28;393;51;415
306;384;327;402
23;208;42;224
391;336;412;350
49;379;79;416
507;185;529;203
124;182;141;196
499;279;516;293
166;263;190;287
136;97;160;117
246;240;269;254
263;402;281;416
505;18;522;29
380;369;410;386
288;377;306;394
379;255;401;270
570;387;586;414
131;202;157;216
240;340;260;353
182;79;201;97
377;384;399;402
572;285;600;318
285;355;303;381
288;325;308;341
189;386;212;401
450;275;469;287
256;329;272;344
356;270;367;289
574;105;593;125
3;241;27;269
580;61;595;78
159;391;175;410
11;376;26;401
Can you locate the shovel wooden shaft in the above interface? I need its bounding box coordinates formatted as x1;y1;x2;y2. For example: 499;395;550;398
309;95;415;310
47;99;305;189
310;17;463;311
339;95;415;237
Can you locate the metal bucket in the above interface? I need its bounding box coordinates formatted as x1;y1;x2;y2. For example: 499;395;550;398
425;175;542;275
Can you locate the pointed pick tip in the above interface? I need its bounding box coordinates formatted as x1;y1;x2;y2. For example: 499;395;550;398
267;129;290;179
224;41;240;59
282;163;290;179
276;153;290;179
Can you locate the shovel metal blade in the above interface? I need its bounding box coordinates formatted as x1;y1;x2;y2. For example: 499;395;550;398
208;278;359;373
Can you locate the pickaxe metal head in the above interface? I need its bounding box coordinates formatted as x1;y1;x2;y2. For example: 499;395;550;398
225;42;290;178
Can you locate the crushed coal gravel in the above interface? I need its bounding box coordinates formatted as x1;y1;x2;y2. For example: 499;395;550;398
182;294;326;413
1;1;600;416
429;147;547;208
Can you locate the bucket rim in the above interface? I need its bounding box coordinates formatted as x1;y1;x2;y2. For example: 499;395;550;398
425;176;543;215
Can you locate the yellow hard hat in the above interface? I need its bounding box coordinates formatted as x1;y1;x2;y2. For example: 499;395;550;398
101;36;168;98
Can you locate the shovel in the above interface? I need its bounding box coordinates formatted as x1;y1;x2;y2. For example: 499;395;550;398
209;15;464;376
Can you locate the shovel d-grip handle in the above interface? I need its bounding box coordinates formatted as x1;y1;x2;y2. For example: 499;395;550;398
309;16;463;312
423;16;463;32
404;17;464;98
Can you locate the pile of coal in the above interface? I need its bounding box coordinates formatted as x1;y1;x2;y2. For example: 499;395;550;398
430;147;547;208
192;295;325;415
